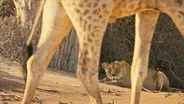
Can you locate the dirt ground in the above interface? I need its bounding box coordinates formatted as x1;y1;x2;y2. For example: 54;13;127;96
0;58;184;104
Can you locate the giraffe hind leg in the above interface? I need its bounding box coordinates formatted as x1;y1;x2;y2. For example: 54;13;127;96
21;0;72;103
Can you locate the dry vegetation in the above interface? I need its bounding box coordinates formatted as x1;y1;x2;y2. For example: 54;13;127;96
100;14;184;89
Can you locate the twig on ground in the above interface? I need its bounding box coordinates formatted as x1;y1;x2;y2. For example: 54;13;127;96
0;92;22;101
58;101;72;104
142;87;153;94
34;96;42;104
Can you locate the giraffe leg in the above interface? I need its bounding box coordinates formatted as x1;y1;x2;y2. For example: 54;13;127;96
21;0;72;103
130;10;159;104
61;0;114;104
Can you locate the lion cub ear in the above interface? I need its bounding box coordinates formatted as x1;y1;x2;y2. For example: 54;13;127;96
102;62;110;69
119;60;126;65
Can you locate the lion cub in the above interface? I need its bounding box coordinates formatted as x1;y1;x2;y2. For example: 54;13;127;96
102;60;170;91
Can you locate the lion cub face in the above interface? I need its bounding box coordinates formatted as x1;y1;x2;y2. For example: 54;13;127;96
102;60;126;82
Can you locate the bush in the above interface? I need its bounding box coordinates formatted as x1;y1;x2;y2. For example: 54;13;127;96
0;0;15;19
100;14;184;89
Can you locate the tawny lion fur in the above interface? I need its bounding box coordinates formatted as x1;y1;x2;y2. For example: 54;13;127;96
102;60;170;91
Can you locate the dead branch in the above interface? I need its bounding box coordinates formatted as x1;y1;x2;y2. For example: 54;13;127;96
34;97;42;104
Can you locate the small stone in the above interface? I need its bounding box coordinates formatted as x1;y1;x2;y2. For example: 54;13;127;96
82;93;88;96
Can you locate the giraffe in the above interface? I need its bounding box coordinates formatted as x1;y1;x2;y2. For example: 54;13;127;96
21;0;184;104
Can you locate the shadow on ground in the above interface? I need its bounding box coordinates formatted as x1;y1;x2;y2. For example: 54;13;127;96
0;70;24;93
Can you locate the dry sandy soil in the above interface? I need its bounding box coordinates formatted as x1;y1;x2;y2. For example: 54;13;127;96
0;58;184;104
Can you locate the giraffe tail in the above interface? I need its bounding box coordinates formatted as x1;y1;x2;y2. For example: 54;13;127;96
22;43;33;83
21;0;46;83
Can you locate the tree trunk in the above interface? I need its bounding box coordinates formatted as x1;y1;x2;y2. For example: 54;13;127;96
13;0;38;26
49;28;79;72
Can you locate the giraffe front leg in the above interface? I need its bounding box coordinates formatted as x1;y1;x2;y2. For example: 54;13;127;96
61;1;114;104
130;10;159;104
77;49;102;104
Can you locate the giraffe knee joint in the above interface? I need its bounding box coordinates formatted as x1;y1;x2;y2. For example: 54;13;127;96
132;69;147;81
77;67;97;81
140;70;147;81
26;56;45;78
